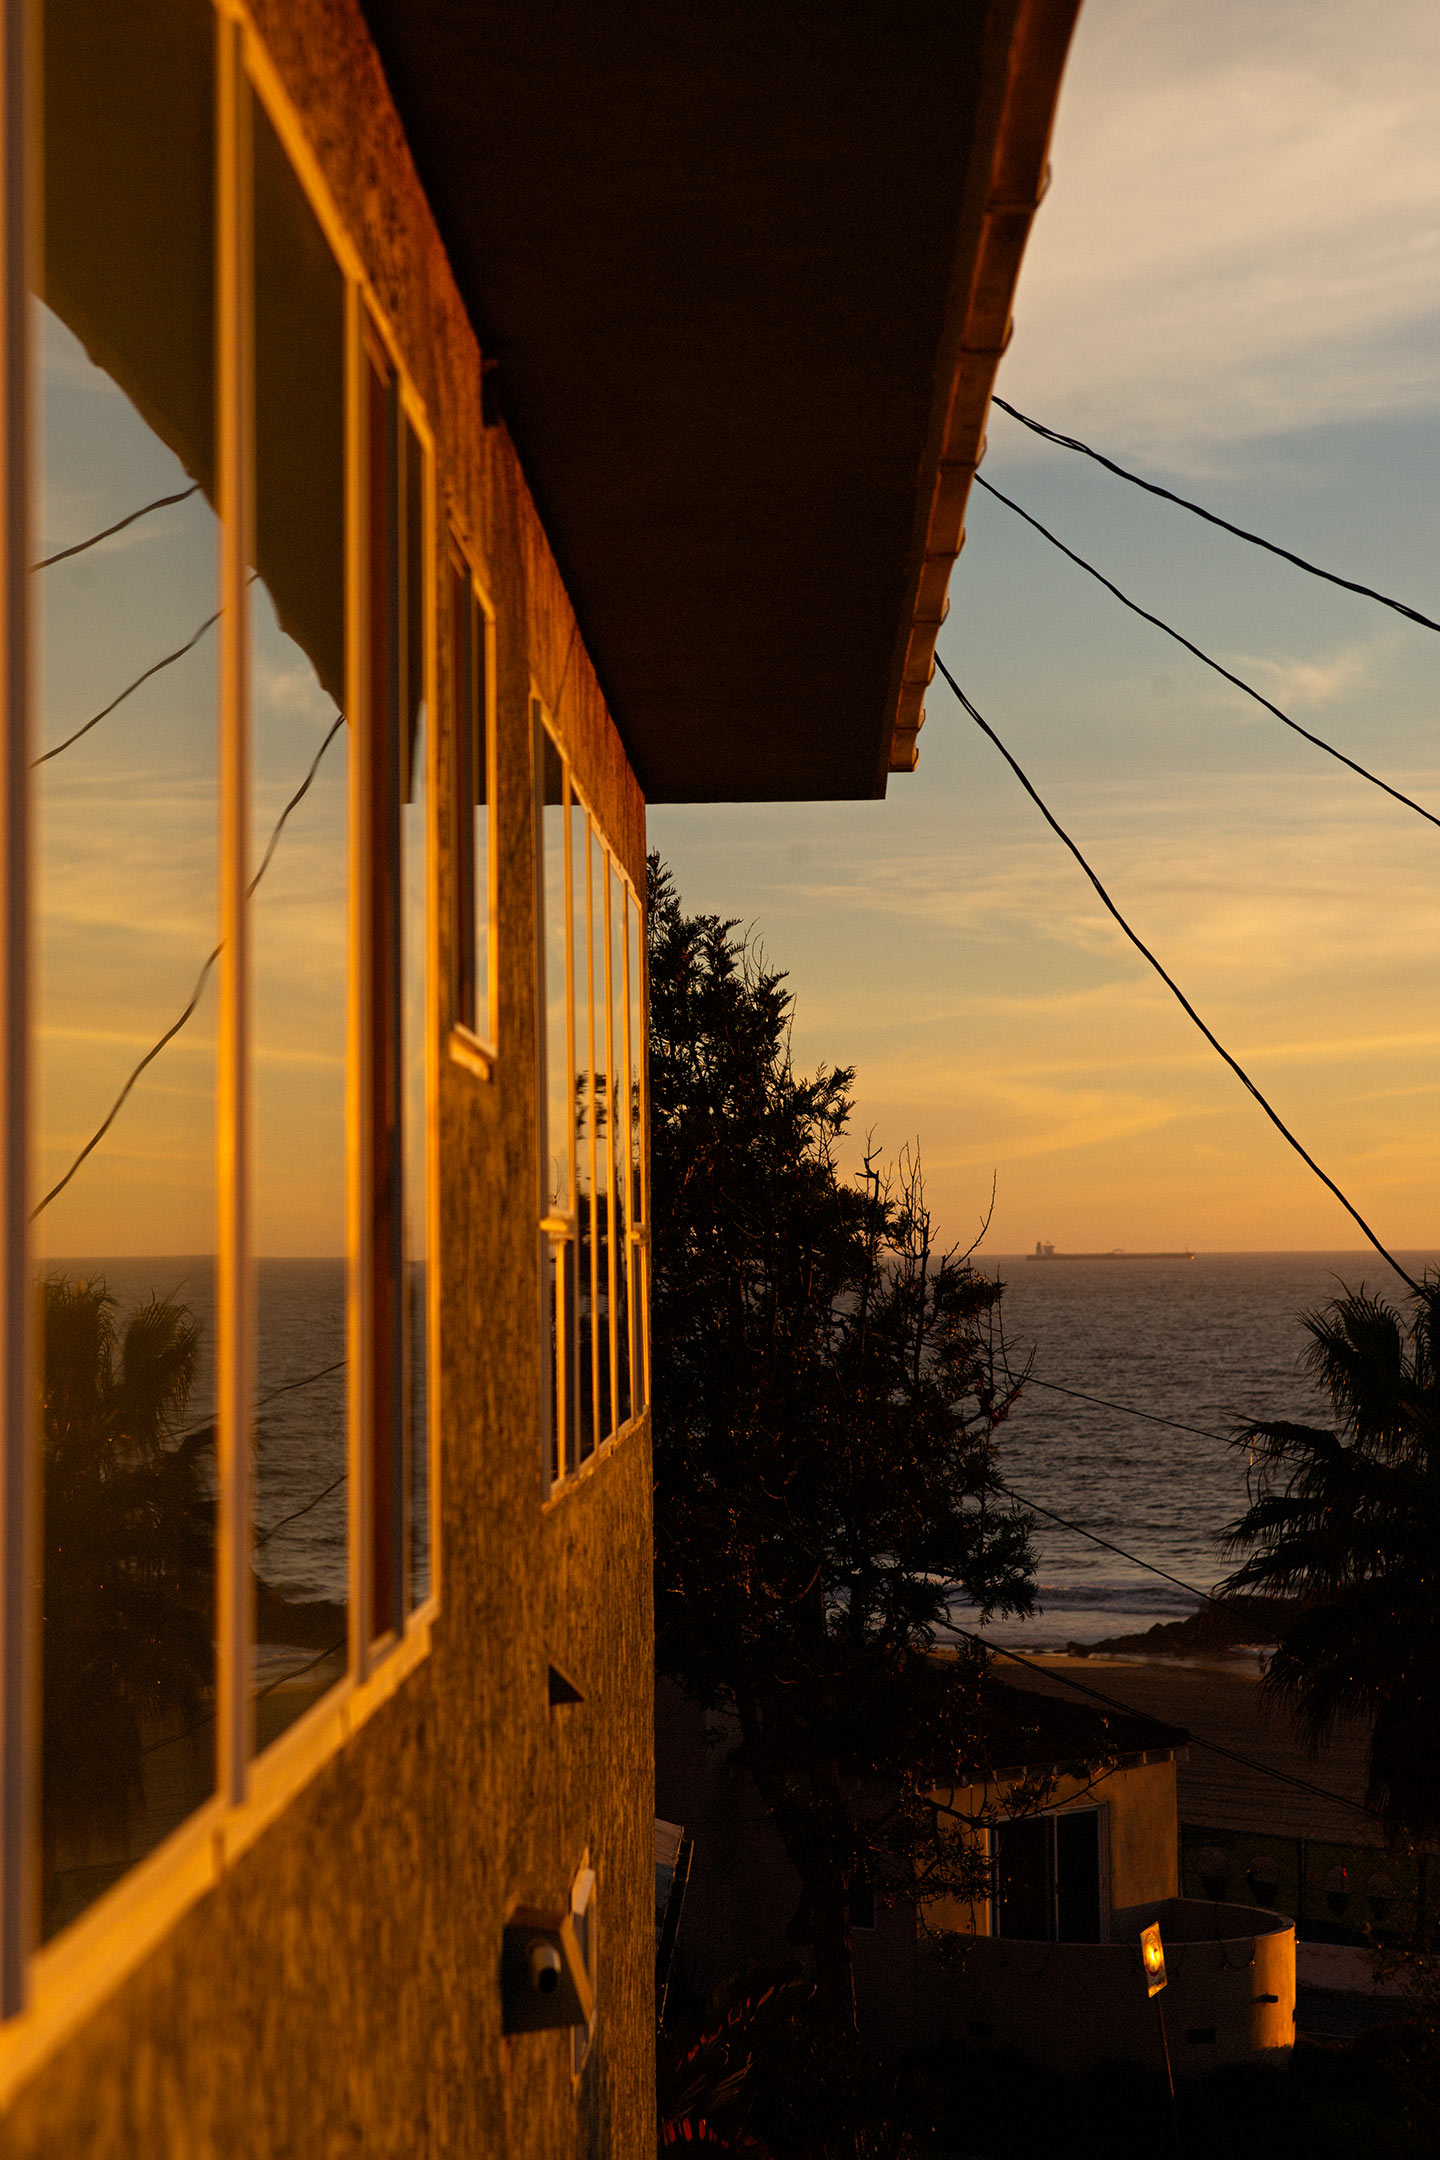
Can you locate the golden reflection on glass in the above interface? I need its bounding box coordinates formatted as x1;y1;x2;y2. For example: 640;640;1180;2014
610;860;631;1428
250;102;349;1746
402;423;429;1611
36;0;219;1936
571;799;595;1464
540;722;571;1480
627;891;647;1407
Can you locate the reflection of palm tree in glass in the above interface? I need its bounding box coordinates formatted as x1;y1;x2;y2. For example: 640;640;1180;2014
42;1275;213;1905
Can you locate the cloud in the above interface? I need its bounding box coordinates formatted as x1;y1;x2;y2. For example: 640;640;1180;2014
999;0;1440;462
1228;637;1385;710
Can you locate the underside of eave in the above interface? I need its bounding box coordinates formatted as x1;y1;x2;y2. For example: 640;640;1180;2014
883;0;1084;785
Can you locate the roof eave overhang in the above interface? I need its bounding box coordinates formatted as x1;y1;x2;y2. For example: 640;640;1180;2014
883;0;1081;785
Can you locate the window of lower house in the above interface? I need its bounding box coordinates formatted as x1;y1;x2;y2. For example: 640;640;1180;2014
535;709;645;1488
23;0;435;1958
992;1808;1103;1943
449;549;495;1052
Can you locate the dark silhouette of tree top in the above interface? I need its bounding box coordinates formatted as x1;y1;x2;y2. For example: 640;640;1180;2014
648;858;1036;2067
42;1273;214;1900
1222;1278;1440;1841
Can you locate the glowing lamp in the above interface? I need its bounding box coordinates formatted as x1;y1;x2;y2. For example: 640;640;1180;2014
1140;1921;1167;1998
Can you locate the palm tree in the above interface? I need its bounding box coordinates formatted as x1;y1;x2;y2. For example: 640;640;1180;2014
42;1274;215;1899
1221;1280;1440;1840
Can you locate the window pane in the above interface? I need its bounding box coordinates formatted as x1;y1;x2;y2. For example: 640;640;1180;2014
592;843;612;1443
610;863;630;1428
540;726;569;1219
251;104;349;1745
994;1817;1053;1942
538;718;568;1480
36;0;218;1937
571;801;594;1464
403;421;430;1611
470;592;491;1040
626;891;646;1406
1055;1810;1102;1943
450;571;490;1048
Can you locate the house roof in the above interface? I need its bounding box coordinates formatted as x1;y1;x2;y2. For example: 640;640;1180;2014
359;0;1080;802
956;1680;1189;1784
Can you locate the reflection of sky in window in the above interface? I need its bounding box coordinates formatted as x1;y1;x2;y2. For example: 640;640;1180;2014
37;306;218;1261
252;584;347;1258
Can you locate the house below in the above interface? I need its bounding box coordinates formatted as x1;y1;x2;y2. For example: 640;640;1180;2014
660;1676;1296;2076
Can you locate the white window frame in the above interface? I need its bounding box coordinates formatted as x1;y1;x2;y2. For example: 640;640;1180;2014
445;535;497;1079
534;704;647;1496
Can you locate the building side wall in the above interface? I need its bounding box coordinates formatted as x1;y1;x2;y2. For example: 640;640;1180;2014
932;1757;1180;1939
3;0;651;2153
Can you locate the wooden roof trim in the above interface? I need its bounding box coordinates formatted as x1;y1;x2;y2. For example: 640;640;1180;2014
887;0;1082;778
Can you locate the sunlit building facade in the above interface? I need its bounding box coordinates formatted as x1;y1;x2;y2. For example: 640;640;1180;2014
0;0;1076;2150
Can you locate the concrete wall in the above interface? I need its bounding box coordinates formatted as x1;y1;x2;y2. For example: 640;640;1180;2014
939;1898;1296;2077
3;2;651;2153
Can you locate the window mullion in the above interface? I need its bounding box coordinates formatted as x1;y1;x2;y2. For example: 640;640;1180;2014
216;14;254;1811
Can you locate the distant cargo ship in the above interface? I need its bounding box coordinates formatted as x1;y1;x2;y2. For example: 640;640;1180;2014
1027;1241;1194;1261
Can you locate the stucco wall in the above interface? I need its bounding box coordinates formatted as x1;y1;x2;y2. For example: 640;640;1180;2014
930;1755;1180;1940
3;1;652;2153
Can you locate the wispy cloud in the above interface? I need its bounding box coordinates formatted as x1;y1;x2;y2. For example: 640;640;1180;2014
1000;0;1440;462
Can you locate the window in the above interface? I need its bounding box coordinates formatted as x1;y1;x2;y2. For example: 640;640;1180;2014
19;0;436;1971
535;708;646;1489
37;0;221;1945
449;549;495;1055
992;1808;1103;1943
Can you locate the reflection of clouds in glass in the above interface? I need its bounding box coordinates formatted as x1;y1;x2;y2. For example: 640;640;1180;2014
256;655;335;724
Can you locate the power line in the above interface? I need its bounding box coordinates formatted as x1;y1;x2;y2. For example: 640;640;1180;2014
34;712;345;1217
1020;1373;1229;1445
256;1471;345;1551
33;607;221;766
33;483;202;572
974;472;1440;835
996;1478;1216;1606
935;659;1421;1298
991;397;1440;638
950;1624;1381;1822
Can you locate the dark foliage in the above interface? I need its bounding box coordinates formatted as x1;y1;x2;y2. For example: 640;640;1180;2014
42;1274;214;1889
648;858;1036;2059
1221;1280;1440;1841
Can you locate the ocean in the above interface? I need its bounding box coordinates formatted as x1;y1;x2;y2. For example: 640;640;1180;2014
50;1245;1435;1656
962;1249;1439;1651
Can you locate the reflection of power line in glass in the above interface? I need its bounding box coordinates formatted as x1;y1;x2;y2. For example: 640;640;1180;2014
34;710;346;1217
34;606;221;767
32;482;201;572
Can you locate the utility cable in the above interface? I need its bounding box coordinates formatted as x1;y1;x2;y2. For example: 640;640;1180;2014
34;712;345;1217
33;607;221;766
992;397;1440;638
974;472;1440;835
33;483;202;572
950;1624;1381;1821
934;657;1421;1297
994;1479;1216;1607
1020;1373;1229;1445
